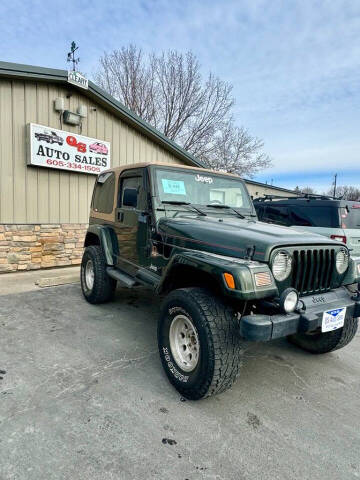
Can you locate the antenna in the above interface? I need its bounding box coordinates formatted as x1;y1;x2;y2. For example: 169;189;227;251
67;41;80;71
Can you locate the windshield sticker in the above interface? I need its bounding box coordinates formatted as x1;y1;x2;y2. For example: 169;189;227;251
161;179;186;195
195;174;213;184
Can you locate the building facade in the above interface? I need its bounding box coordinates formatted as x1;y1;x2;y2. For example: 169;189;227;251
0;61;295;274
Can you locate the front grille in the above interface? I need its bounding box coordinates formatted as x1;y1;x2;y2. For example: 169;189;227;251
291;248;336;295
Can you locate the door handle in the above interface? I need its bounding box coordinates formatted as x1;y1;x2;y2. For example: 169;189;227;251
117;211;124;222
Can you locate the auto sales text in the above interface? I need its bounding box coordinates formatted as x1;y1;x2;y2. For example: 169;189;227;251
36;145;107;167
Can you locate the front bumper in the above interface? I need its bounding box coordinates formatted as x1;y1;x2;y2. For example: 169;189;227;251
240;287;360;341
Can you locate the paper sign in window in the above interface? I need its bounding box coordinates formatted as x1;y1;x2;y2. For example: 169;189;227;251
161;179;186;195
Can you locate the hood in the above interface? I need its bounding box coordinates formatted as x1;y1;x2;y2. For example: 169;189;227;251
157;214;340;262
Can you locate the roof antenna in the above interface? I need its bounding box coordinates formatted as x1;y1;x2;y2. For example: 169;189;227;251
67;41;80;71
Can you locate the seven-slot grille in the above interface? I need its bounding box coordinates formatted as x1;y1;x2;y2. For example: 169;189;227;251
291;248;336;295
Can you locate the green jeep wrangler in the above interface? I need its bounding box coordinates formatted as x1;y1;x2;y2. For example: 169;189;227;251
81;162;360;400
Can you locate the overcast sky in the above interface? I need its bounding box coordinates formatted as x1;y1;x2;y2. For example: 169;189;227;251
1;0;359;192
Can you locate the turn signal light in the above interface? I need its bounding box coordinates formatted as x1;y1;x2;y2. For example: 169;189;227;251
331;234;347;244
223;273;235;289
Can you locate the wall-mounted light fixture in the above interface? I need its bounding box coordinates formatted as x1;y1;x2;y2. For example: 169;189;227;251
63;110;82;126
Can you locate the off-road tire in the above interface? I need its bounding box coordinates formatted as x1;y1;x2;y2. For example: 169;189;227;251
158;288;243;400
288;316;358;354
81;245;116;304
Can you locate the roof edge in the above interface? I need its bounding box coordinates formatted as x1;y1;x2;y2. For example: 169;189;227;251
244;178;296;194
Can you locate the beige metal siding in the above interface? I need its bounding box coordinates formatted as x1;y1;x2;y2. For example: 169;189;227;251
0;78;186;224
245;182;296;199
0;80;13;223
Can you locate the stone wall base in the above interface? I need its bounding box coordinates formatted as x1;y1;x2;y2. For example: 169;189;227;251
0;224;87;273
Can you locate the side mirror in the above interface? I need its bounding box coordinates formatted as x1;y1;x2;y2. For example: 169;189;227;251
123;188;138;208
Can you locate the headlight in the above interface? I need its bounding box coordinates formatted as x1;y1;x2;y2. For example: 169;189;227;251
272;251;292;281
336;248;349;274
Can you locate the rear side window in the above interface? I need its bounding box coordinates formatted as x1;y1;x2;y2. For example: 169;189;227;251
92;172;115;213
290;206;340;228
263;206;290;226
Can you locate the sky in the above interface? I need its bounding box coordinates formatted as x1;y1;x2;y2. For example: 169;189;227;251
1;0;359;192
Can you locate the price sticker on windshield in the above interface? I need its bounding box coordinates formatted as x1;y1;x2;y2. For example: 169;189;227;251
161;179;186;195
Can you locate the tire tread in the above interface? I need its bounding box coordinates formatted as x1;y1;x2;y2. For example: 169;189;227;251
159;288;243;399
81;245;116;304
289;316;358;354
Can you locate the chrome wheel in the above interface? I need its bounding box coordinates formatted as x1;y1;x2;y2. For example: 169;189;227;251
169;314;199;372
85;259;94;290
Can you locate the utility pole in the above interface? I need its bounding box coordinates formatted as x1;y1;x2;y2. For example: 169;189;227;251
67;41;80;71
333;173;337;198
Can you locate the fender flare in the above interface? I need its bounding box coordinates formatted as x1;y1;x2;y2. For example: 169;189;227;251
85;225;119;266
157;250;278;300
157;251;227;295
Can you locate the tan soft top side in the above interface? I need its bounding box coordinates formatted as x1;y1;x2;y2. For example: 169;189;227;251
102;162;241;179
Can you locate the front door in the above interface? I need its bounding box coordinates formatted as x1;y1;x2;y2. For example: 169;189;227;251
115;168;150;275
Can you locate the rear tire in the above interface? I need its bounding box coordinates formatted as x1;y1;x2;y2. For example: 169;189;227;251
288;316;358;354
81;245;116;304
158;288;243;400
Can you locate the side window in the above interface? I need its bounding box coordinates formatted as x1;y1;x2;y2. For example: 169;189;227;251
263;205;289;226
120;176;143;209
290;206;313;226
92;172;115;213
290;206;338;227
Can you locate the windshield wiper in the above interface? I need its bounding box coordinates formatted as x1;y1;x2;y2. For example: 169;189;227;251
161;201;207;216
206;204;245;219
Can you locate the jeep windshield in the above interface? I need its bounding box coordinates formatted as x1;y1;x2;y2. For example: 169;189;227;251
154;168;252;215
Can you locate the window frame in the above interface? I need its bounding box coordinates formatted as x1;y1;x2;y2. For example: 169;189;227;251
117;168;148;212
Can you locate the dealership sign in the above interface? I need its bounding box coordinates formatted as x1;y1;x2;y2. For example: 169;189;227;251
67;71;88;90
27;123;111;175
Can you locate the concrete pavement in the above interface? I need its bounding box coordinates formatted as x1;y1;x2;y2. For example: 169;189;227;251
0;271;359;479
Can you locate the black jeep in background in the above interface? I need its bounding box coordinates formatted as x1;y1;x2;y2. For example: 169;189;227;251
254;195;360;256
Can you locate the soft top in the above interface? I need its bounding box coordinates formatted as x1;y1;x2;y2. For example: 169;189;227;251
100;162;242;179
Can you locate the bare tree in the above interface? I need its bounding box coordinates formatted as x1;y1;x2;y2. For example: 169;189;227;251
94;45;271;176
293;186;317;195
302;186;317;194
202;121;271;177
326;186;360;200
95;45;158;123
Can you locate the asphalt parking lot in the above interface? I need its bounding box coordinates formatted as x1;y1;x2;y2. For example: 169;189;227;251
1;270;360;480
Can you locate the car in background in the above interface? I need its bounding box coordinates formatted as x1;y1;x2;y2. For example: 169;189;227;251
254;195;360;256
35;130;63;145
89;142;108;155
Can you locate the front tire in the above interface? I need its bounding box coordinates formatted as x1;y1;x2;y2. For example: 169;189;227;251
81;245;116;304
158;288;243;400
288;316;358;354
